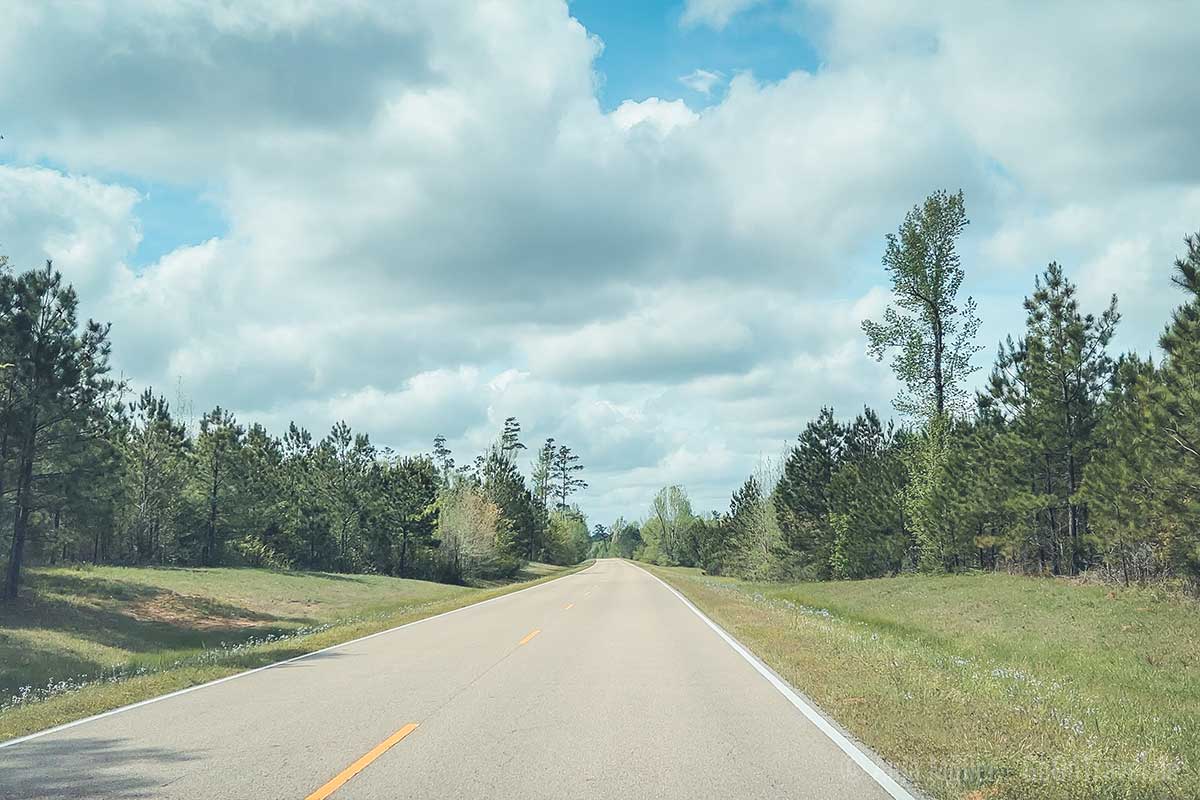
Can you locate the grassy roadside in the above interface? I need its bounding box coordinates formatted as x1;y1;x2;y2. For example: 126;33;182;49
0;560;590;742
644;565;1199;800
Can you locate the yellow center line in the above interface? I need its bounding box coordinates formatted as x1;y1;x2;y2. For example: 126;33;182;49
305;722;419;800
563;603;575;610
518;628;541;645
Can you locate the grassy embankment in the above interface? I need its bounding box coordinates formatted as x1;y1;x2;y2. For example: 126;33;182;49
0;561;585;742
646;565;1198;800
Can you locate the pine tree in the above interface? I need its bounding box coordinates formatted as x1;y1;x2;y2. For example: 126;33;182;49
532;437;555;507
982;264;1118;574
123;389;189;563
774;407;842;576
1079;356;1165;582
552;444;587;511
1151;233;1200;581
193;406;243;567
315;421;375;572
483;445;542;562
2;262;116;600
432;434;454;485
827;408;910;578
500;416;526;458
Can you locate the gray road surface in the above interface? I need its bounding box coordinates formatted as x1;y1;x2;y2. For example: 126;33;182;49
0;559;909;799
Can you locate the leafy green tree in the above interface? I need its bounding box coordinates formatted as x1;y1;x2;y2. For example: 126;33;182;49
609;517;641;559
366;455;438;576
436;483;513;583
545;508;590;565
862;189;982;418
862;191;981;572
647;485;699;566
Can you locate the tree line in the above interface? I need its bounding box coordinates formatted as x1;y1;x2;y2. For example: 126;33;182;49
0;255;591;600
593;192;1200;591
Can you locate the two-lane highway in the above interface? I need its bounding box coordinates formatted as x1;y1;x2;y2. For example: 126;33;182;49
0;559;913;799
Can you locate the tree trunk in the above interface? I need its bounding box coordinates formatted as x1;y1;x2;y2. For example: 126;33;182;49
206;451;220;566
5;414;38;601
1066;452;1080;575
932;313;945;416
1044;455;1060;575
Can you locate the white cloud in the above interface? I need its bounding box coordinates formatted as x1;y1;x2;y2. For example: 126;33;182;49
1;0;1198;522
610;97;699;136
679;68;726;96
0;166;140;298
681;0;767;30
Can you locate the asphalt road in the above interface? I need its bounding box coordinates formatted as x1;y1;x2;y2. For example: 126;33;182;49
0;559;912;799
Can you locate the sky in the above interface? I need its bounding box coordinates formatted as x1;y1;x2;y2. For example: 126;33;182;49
1;0;1198;525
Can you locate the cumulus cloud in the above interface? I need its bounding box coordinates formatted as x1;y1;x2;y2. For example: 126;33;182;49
610;97;699;136
679;68;726;96
0;0;1197;521
681;0;768;30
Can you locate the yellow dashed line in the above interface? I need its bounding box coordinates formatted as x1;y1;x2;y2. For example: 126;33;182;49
518;629;541;646
305;723;419;800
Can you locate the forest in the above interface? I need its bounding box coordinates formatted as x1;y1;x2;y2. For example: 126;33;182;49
0;260;592;601
593;191;1200;593
4;188;1199;602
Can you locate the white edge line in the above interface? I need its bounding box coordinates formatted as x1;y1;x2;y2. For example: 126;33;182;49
630;561;920;800
0;562;593;750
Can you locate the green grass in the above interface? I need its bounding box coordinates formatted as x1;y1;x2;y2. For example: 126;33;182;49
645;565;1199;800
0;561;588;742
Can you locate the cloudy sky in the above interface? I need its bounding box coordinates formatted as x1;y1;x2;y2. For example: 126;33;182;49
1;0;1198;523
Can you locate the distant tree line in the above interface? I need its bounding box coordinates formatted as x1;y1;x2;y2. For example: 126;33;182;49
0;256;591;600
603;192;1200;591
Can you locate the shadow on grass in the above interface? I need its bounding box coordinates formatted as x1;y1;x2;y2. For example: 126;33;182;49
0;736;196;799
267;569;371;583
0;573;323;697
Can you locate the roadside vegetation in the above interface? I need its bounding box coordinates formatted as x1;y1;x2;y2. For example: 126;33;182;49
592;192;1200;591
0;560;586;741
0;254;593;601
0;231;600;743
648;565;1198;800
584;192;1200;798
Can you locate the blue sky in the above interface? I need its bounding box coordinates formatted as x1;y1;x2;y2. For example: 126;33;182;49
129;179;227;268
570;0;819;109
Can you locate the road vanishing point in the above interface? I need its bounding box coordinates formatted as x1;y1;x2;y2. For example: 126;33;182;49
0;559;918;799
